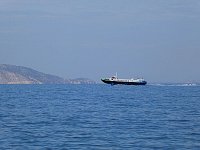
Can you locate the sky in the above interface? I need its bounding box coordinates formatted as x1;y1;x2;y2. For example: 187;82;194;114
0;0;200;83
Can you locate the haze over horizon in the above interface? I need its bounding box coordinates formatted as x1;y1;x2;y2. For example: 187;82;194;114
1;0;200;83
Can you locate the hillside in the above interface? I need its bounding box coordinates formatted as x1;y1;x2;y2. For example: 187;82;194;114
0;64;95;84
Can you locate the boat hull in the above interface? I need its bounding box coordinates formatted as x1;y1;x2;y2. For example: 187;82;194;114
101;79;147;85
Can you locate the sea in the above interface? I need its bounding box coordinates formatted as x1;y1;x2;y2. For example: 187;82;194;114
0;84;200;149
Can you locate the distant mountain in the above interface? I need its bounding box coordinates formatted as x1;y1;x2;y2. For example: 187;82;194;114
0;64;95;84
67;78;96;84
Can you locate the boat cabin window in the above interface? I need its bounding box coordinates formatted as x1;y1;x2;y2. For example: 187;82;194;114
111;76;116;79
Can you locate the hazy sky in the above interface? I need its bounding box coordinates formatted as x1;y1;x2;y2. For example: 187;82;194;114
1;0;200;83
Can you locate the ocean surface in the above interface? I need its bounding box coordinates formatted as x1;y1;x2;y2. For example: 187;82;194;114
0;84;200;149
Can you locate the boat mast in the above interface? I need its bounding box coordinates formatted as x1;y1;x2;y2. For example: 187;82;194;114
116;72;118;78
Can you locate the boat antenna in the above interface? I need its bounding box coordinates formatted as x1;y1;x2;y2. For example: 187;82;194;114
116;72;118;78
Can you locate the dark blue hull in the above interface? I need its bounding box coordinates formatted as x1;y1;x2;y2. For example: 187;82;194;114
101;79;147;85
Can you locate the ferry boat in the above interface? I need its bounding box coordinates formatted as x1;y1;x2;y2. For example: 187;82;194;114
101;74;147;85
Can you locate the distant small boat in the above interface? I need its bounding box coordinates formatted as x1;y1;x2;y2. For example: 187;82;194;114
181;83;197;86
101;74;147;85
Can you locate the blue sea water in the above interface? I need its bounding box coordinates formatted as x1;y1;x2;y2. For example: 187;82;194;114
0;84;200;149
